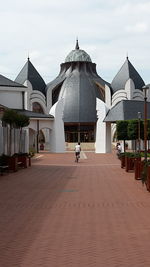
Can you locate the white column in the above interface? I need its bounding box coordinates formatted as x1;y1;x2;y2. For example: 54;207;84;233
24;128;29;153
95;98;111;153
49;99;65;153
0;122;3;155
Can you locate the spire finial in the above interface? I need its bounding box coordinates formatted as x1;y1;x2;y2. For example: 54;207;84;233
126;52;128;60
27;51;30;61
75;38;79;50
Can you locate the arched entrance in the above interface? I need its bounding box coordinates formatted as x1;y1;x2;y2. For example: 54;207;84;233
65;123;96;150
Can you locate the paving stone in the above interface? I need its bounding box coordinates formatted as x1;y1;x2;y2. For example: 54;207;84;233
0;151;150;266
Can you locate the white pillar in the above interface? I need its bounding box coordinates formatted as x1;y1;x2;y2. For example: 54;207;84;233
49;99;65;153
0;122;3;155
95;98;111;153
24;128;29;153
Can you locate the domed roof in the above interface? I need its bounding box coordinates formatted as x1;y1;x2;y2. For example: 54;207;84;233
65;39;92;63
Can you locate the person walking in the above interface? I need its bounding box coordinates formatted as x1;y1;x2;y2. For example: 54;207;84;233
75;142;81;162
116;142;122;157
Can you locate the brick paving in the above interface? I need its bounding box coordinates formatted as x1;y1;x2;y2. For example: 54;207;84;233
0;151;150;266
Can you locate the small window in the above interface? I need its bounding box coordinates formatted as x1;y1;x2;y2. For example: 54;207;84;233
32;102;44;114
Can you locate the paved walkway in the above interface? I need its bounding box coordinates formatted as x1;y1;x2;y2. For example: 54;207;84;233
0;152;150;266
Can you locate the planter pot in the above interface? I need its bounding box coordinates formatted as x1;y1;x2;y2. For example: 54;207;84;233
7;157;18;172
134;159;143;180
125;157;134;172
28;156;31;167
18;155;28;168
120;155;125;168
125;157;141;172
146;166;150;192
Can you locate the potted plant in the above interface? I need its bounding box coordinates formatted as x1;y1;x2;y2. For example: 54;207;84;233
7;154;19;172
141;160;150;191
17;153;29;168
125;152;141;172
0;154;9;175
116;120;128;153
134;158;144;180
118;152;125;168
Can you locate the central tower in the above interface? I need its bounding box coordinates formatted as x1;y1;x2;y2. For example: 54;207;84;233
46;40;109;143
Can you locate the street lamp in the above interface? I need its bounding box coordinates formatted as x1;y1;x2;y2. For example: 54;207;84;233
138;111;141;152
142;84;150;162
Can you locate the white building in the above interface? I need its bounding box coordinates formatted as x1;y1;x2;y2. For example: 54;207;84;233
0;43;148;155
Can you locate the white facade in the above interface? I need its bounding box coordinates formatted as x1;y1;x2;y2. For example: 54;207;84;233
104;76;146;149
0;56;147;155
0;86;25;109
49;99;65;153
95;98;111;153
0;74;65;154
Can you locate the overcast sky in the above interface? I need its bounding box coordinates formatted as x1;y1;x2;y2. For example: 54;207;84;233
0;0;150;84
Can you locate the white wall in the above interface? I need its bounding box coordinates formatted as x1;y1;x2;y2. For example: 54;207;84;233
95;98;111;153
112;90;127;107
0;91;23;109
105;84;111;108
46;86;53;112
49;99;65;153
125;78;135;99
0;123;3;155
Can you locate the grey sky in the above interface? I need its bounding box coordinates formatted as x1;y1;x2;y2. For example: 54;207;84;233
0;0;150;84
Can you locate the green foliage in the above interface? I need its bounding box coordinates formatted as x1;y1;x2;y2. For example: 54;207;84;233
15;114;30;128
2;109;30;155
124;152;141;158
118;152;125;158
141;161;148;185
116;121;128;140
2;109;29;128
116;119;150;141
127;120;138;140
29;148;35;157
2;109;18;127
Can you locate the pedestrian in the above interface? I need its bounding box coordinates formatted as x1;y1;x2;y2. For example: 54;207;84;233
75;142;81;162
117;143;122;157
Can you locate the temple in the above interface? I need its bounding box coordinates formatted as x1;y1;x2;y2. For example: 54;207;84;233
0;40;149;155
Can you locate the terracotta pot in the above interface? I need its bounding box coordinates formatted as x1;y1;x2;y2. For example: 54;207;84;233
125;157;141;172
7;157;18;172
18;156;28;168
134;158;143;180
28;156;31;167
121;155;125;168
146;166;150;192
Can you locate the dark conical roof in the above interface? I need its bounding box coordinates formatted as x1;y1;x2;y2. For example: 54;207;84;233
15;58;46;95
0;74;25;88
111;57;145;94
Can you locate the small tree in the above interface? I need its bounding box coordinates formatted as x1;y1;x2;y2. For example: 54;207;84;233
116;120;128;151
127;120;138;151
2;109;30;155
15;113;30;153
2;109;18;155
